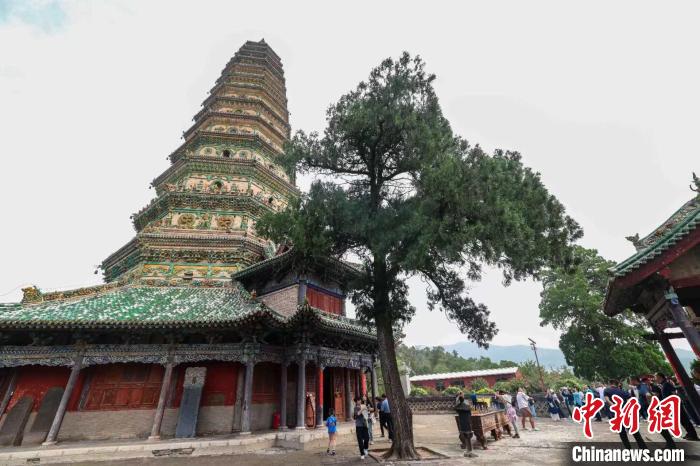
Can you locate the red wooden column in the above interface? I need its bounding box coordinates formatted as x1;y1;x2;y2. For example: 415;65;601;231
316;364;324;427
360;369;367;396
344;368;352;421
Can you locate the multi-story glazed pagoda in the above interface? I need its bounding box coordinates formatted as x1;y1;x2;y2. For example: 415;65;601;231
103;39;297;285
0;41;377;448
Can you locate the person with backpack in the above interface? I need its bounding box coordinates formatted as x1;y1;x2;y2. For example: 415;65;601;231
325;408;337;456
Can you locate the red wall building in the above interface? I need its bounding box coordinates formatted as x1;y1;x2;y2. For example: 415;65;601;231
410;367;521;392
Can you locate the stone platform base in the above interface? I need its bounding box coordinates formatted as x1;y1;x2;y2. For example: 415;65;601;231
0;424;350;465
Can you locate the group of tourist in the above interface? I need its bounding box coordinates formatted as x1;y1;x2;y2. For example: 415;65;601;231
547;371;700;449
325;393;393;460
327;369;700;459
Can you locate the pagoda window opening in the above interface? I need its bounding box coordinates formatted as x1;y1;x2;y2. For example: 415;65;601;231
223;149;231;158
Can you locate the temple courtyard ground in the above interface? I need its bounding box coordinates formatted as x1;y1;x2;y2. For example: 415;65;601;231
3;414;700;465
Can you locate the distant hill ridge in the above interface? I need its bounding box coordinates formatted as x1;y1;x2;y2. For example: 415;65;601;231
439;341;695;372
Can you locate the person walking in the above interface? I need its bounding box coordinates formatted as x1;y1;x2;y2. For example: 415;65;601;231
380;394;394;441
375;396;385;437
630;377;649;421
597;383;610;419
325;408;337;456
573;387;583;408
454;395;475;450
497;390;520;438
528;396;537;417
604;379;648;450
353;397;370;460
546;389;562;421
656;372;699;441
649;376;677;449
516;387;538;431
363;394;375;444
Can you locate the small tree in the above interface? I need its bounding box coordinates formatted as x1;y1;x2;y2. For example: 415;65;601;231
259;53;581;459
470;378;489;392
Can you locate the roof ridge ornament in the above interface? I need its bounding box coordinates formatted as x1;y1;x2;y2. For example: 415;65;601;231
691;172;700;194
625;233;644;251
21;286;43;304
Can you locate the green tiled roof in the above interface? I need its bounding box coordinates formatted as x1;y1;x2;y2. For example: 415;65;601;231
292;305;376;339
232;248;362;282
0;284;279;329
0;283;374;339
610;195;700;279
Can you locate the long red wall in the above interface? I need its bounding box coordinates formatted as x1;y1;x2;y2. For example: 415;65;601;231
412;371;520;391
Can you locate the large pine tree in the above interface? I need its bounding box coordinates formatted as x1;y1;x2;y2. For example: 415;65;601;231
258;53;581;459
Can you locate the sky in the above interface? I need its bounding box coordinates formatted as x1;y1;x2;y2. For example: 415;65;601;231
0;0;698;351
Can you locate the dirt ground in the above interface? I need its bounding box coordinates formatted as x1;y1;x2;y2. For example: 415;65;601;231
57;414;700;466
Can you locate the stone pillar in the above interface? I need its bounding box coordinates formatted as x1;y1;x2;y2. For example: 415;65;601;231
344;368;352;421
316;364;324;427
241;360;255;434
296;358;306;429
232;367;245;431
43;355;83;446
148;361;174;441
279;362;288;430
667;292;700;358
298;277;308;305
371;362;378;401
0;369;17;417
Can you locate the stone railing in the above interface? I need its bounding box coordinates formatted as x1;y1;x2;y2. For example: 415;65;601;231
407;393;566;418
406;396;459;414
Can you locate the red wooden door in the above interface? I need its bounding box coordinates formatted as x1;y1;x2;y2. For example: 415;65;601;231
333;368;345;420
85;364;163;410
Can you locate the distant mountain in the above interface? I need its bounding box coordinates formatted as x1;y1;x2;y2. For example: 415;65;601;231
441;341;696;372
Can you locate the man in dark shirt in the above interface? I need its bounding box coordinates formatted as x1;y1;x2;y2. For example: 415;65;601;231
604;379;648;449
655;372;699;441
454;395;474;453
633;377;649;421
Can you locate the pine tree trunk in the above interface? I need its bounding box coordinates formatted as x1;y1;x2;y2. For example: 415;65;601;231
375;314;420;460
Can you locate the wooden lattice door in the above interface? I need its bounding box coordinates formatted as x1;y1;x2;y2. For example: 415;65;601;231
333;368;345;420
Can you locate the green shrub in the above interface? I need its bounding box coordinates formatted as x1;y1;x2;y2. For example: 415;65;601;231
410;386;429;397
442;386;463;396
493;381;512;393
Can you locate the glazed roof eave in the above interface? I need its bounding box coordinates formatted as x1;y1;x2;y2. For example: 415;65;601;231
0;283;374;339
610;196;700;280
